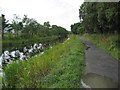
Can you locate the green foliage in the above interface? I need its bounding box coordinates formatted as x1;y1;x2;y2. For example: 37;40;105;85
2;35;59;52
71;22;85;34
0;76;2;87
10;14;23;37
1;14;10;39
2;14;68;40
3;35;85;88
2;14;68;52
42;36;85;88
44;21;50;28
79;2;119;34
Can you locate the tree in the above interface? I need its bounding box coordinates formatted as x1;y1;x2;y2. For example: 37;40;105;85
71;22;85;34
51;25;68;39
11;14;23;37
22;18;40;38
44;21;50;28
2;14;69;43
79;2;119;34
1;14;9;39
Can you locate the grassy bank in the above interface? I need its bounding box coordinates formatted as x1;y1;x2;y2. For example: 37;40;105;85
3;35;85;88
83;33;119;60
0;76;2;88
2;35;61;52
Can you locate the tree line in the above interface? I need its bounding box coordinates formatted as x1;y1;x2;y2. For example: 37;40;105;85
71;2;119;34
1;14;68;40
1;14;69;52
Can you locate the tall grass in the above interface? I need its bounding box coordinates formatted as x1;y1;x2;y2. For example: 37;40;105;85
42;36;85;88
3;35;85;88
83;33;119;60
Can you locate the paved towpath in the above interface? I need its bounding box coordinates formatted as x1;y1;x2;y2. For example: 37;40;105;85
80;37;119;84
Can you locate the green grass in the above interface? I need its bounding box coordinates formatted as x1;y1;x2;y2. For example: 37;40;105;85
0;76;2;83
0;76;2;88
2;35;60;52
83;33;119;60
41;36;85;88
3;35;85;88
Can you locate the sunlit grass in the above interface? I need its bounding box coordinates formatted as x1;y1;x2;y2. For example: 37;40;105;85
3;35;85;88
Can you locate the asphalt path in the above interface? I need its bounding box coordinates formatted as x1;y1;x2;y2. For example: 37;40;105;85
80;37;119;87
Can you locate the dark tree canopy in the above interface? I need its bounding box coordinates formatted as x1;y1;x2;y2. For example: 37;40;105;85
71;22;85;34
79;2;119;34
71;2;119;34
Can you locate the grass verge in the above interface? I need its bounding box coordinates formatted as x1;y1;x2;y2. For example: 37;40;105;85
83;33;119;60
3;35;85;88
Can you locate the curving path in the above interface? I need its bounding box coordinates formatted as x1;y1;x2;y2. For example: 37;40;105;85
80;37;119;88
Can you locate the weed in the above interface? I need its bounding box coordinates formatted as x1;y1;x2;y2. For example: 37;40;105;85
3;35;85;88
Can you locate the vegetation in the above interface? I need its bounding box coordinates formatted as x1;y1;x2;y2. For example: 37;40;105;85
79;2;119;34
71;2;119;34
1;14;10;39
2;35;59;52
83;33;119;60
1;14;68;52
2;1;119;89
70;2;119;60
71;22;84;34
0;76;2;87
3;35;85;88
42;36;85;88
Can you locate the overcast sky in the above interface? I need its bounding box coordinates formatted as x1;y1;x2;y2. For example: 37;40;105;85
0;0;84;30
